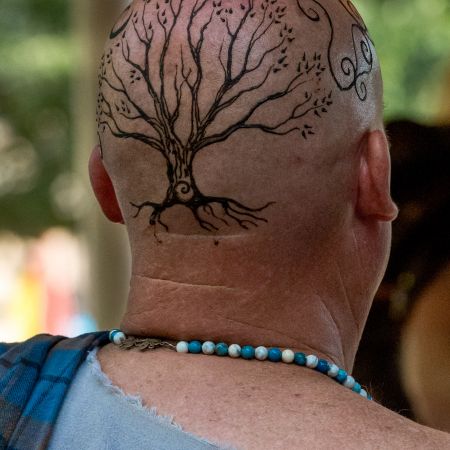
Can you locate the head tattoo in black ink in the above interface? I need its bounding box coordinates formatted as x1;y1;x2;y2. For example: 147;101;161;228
296;0;374;101
97;0;374;236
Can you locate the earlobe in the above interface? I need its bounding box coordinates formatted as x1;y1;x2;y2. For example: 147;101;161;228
356;130;399;222
89;145;124;224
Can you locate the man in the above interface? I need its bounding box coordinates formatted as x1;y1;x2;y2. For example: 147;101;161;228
1;0;449;449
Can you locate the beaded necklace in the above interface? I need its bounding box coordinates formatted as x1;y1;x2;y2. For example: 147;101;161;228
109;329;371;400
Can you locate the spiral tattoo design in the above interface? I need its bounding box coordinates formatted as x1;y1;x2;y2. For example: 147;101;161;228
296;0;374;101
174;181;193;202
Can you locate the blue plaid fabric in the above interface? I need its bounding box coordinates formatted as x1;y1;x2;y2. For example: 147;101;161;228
0;331;110;450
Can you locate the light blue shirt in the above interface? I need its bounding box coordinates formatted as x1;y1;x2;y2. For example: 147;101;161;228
48;347;238;450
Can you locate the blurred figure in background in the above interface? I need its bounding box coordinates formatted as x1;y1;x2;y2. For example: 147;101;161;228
354;120;450;432
0;230;95;342
391;120;449;432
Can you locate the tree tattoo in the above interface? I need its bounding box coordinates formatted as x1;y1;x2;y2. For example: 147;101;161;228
97;0;333;234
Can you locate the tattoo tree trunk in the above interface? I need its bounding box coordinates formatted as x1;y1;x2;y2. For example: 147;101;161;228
97;0;334;234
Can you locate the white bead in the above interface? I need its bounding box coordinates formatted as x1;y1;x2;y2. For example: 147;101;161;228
281;349;295;363
112;331;126;345
306;354;319;368
202;341;216;355
255;346;268;361
359;388;368;399
343;375;355;389
228;344;242;358
327;364;339;377
109;329;119;341
176;341;189;353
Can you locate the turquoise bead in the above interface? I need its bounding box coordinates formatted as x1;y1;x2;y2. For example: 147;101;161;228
336;369;348;383
109;330;371;400
316;359;330;373
188;340;202;353
294;352;306;365
215;342;229;356
241;345;255;359
268;347;282;362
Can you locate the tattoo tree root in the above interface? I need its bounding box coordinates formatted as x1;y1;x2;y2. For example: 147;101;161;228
97;0;341;234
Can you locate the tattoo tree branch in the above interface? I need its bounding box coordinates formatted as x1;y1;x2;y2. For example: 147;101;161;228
97;0;333;235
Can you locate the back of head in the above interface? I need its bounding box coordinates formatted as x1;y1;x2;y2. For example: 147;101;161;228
87;7;450;445
94;0;387;292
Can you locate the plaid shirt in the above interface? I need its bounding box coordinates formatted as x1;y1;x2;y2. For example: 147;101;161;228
0;331;110;450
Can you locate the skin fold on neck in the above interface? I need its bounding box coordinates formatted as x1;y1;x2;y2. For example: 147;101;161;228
120;213;391;372
94;0;392;376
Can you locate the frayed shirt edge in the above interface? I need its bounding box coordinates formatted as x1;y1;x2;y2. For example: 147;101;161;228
86;347;238;450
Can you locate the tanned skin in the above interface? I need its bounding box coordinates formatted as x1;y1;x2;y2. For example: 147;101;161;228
91;0;450;448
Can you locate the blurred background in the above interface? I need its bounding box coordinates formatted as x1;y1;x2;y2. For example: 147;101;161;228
0;0;449;432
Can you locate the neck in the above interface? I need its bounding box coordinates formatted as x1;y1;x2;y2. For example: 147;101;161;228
120;229;380;372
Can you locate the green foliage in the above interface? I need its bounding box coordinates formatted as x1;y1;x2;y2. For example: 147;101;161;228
0;0;73;234
354;0;450;121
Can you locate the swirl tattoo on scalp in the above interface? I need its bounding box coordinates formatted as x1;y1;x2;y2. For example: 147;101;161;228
97;0;334;238
296;0;374;101
109;5;133;39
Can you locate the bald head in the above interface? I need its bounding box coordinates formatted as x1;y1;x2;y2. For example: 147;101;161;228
94;0;386;247
92;0;398;360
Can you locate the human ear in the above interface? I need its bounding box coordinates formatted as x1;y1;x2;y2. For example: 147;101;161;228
356;130;399;221
88;145;124;224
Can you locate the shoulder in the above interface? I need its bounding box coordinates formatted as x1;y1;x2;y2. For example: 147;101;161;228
263;389;450;449
322;393;450;450
96;345;450;449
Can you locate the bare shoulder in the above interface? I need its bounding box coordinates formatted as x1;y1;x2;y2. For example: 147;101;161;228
97;344;450;450
259;385;450;450
335;397;450;450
